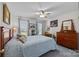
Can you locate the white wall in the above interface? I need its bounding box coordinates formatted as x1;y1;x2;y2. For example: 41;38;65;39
47;10;79;36
11;15;18;28
10;14;19;36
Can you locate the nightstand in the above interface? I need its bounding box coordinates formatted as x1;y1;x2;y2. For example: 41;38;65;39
44;32;52;37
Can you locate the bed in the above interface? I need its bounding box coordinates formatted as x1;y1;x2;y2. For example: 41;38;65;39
0;26;57;57
4;35;57;57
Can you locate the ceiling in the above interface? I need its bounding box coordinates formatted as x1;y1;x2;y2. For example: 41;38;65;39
6;2;79;19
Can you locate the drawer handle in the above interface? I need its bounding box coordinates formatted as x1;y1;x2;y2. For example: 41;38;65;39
0;49;4;53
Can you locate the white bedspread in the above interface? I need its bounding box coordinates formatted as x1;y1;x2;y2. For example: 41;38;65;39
4;35;57;57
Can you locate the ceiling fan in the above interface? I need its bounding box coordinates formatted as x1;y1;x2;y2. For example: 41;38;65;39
35;9;52;18
34;3;53;18
33;3;64;18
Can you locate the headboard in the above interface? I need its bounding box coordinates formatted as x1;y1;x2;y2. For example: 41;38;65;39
3;27;13;45
0;26;4;56
0;26;13;56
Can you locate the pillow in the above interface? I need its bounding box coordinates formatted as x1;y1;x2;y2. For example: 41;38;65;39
20;32;27;37
17;34;26;43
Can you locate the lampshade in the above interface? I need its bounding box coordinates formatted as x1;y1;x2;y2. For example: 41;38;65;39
13;27;16;32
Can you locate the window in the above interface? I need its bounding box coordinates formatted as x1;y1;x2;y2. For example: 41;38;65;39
37;23;42;35
19;20;29;35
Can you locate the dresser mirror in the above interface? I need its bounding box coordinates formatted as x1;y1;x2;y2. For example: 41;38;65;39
61;19;75;32
63;20;72;31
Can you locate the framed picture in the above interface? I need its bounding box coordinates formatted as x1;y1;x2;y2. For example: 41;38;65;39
3;3;10;25
50;20;58;27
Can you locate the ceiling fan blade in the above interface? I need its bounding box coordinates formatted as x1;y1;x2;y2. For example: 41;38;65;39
44;3;65;12
45;12;53;14
35;12;40;15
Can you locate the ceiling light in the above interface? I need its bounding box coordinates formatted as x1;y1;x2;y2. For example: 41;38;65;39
40;14;45;17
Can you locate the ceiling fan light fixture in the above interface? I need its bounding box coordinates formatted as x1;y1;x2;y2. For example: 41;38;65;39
40;14;46;17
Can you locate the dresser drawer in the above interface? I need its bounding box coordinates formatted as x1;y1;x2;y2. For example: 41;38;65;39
63;38;77;49
57;32;77;49
64;35;77;40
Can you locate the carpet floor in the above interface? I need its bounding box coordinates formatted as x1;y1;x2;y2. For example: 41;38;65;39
41;45;79;57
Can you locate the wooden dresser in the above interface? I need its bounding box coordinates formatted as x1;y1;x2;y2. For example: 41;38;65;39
57;19;78;49
57;31;77;49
